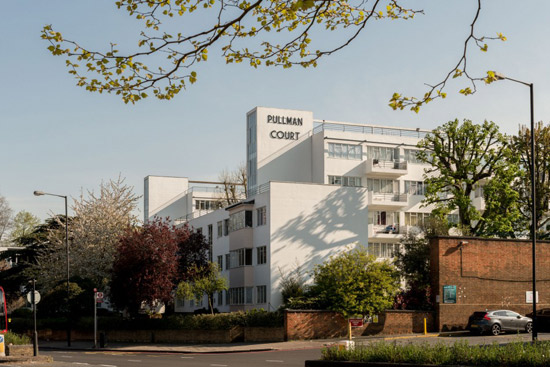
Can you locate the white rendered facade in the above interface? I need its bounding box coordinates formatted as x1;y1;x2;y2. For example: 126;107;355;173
145;107;450;313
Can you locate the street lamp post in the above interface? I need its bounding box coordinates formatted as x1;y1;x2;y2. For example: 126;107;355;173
33;190;71;347
494;73;537;341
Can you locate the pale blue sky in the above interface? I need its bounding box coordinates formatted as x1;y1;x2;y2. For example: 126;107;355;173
2;1;549;221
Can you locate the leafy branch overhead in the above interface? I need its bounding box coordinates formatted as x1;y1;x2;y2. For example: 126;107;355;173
42;0;423;104
389;0;507;112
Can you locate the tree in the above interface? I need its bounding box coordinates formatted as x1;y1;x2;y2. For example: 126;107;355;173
41;1;504;108
177;262;227;314
310;246;399;319
8;211;40;244
217;163;247;205
111;218;181;315
417;119;521;237
110;218;209;315
512;123;550;239
0;195;13;243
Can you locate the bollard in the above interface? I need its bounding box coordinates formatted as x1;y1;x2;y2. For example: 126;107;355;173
424;318;427;335
99;332;106;348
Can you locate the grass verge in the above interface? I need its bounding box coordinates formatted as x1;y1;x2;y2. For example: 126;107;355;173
322;340;550;366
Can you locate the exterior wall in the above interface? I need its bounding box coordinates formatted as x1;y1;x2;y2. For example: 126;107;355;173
430;237;550;331
249;107;314;193
176;208;231;313
285;310;434;340
144;176;189;221
269;182;369;308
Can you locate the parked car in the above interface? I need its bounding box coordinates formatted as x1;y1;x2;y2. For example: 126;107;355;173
467;310;532;336
526;308;550;331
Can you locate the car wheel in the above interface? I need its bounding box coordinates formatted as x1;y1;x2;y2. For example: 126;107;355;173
526;322;533;334
491;323;501;336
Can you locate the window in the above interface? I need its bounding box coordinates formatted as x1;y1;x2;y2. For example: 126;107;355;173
328;143;362;160
367;243;401;258
367;146;397;161
230;248;253;268
257;286;267;304
225;254;230;270
475;185;484;198
368;211;399;226
448;214;459;225
328;176;362;187
195;200;220;211
217;221;223;238
217;255;223;270
245;287;253;304
367;178;398;193
405;181;425;195
226;289;230;305
404;149;421;164
229;287;253;305
229;210;253;232
257;246;267;265
230;288;244;305
404;212;431;227
218;291;224;306
207;224;213;261
257;206;267;226
196;227;203;235
224;219;229;236
176;297;184;308
190;299;195;308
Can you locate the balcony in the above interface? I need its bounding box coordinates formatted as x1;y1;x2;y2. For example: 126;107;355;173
368;224;402;239
368;192;408;209
364;159;407;178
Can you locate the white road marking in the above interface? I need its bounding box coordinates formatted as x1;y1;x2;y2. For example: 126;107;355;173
266;360;284;363
127;360;142;362
181;356;195;359
210;364;228;367
100;365;118;367
72;363;90;365
60;355;74;358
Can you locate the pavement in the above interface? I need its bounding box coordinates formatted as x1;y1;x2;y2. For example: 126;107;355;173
4;331;550;365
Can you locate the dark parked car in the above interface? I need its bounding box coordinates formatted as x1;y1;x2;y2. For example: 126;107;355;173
468;310;532;336
526;308;550;331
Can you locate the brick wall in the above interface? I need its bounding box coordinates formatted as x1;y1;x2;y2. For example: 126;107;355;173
430;237;550;331
284;310;434;340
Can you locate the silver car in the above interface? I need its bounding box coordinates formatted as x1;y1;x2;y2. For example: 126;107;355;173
468;310;532;336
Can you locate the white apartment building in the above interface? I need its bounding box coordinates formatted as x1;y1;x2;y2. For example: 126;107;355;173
144;107;460;313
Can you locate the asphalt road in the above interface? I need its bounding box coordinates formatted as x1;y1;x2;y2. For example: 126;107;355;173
37;348;323;367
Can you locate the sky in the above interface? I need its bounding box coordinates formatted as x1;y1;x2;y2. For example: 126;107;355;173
2;1;550;222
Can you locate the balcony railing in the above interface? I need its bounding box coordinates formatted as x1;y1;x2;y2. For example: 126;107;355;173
371;193;408;202
373;224;400;234
372;159;408;170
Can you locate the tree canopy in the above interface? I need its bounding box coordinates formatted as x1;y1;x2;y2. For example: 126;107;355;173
0;195;13;243
177;262;227;314
8;211;40;245
29;177;140;290
111;218;209;315
42;0;504;107
512;123;550;239
310;246;399;318
417;119;521;237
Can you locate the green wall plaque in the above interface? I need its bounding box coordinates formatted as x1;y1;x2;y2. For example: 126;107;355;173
443;285;457;304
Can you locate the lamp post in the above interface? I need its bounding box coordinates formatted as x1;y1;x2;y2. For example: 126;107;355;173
33;191;71;347
493;72;537;341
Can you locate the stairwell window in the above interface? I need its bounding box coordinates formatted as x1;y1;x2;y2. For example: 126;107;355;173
257;206;267;226
257;246;267;265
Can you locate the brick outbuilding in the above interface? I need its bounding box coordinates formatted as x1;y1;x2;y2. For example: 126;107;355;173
430;236;550;331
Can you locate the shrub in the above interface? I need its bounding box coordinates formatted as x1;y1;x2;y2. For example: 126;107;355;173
5;331;31;345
